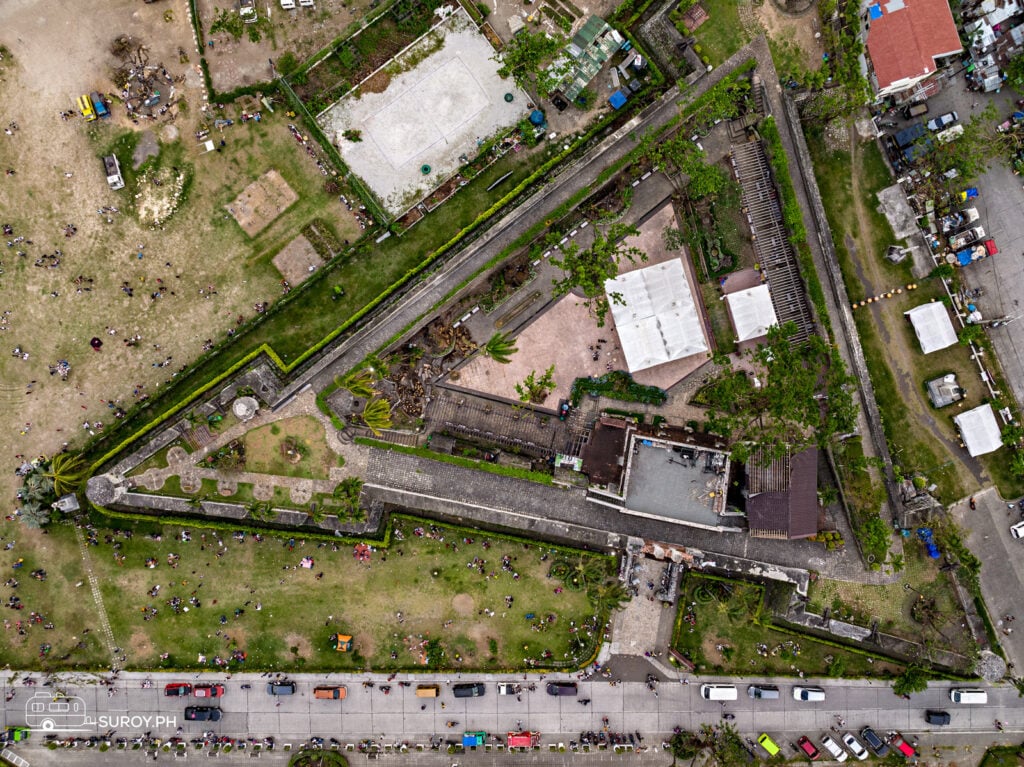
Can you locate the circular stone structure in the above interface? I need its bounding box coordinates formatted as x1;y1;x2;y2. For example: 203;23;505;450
232;395;259;421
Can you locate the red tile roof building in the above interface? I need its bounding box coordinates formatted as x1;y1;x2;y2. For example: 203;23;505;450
865;0;963;98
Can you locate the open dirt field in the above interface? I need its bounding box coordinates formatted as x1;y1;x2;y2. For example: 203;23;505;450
196;0;378;92
271;233;324;283
0;0;362;511
319;9;529;214
228;168;299;235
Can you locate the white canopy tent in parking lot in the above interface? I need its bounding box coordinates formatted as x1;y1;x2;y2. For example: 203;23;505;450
953;403;1003;457
905;302;958;354
605;259;709;372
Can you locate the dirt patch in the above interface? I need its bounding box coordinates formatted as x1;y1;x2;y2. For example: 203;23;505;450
452;593;475;616
701;633;725;662
128;629;154;657
271;235;324;285
284;632;313;659
227;169;299;236
361;70;391;95
755;1;824;71
195;0;369;93
133;130;160;170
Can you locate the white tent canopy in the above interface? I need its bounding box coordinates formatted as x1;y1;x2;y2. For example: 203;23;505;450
905;302;958;354
606;259;709;372
953;404;1003;457
725;284;778;343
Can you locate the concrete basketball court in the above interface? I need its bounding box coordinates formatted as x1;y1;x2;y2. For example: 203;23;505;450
318;8;528;214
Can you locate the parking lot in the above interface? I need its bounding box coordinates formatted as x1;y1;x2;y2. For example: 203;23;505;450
876;72;1024;412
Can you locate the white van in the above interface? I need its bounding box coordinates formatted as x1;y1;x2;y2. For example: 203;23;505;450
949;688;987;704
793;685;826;702
700;684;737;701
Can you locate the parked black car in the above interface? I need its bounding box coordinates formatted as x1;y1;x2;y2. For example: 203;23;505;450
546;681;578;696
925;710;951;725
184;706;222;722
452;683;485;698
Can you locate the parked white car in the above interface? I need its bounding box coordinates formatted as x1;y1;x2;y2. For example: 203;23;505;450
821;734;848;762
1011;520;1024;539
842;732;869;761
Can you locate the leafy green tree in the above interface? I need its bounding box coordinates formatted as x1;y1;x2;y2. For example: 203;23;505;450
515;365;557;405
1010;450;1024;480
493;30;569;97
575;87;597;109
958;324;985;346
700;323;856;460
1007;51;1024;91
1003;422;1024;447
482;331;519;364
516;118;540;147
861;515;891;564
360;398;393;435
892;665;930;697
550;223;646;326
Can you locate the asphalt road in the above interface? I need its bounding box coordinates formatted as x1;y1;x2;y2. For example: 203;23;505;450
1;673;1019;745
953;488;1024;669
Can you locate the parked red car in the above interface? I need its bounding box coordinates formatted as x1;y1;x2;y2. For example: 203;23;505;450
193;684;225;698
164;683;192;697
891;734;917;758
797;736;821;760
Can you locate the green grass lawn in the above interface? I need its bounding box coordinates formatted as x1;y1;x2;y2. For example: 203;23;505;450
691;0;751;67
15;514;609;672
979;745;1024;767
242;416;335;479
807;546;975;662
672;574;903;678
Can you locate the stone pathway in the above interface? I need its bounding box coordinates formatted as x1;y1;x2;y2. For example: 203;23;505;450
70;521;119;667
132;388;369;506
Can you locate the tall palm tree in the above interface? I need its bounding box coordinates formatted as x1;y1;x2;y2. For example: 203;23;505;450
246;500;275;522
588;579;631;613
339;368;376;399
482;331;519;364
44;452;86;496
18;501;51;529
360;398;392;435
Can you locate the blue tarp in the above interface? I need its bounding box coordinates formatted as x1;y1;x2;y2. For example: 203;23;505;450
957;248;974;266
609;90;628;109
868;4;882;19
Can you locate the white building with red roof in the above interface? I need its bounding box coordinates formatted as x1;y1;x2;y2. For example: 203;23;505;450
865;0;963;99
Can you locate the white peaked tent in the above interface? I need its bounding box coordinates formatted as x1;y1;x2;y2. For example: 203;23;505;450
905;302;958;354
605;259;708;372
953;404;1003;457
725;284;778;343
